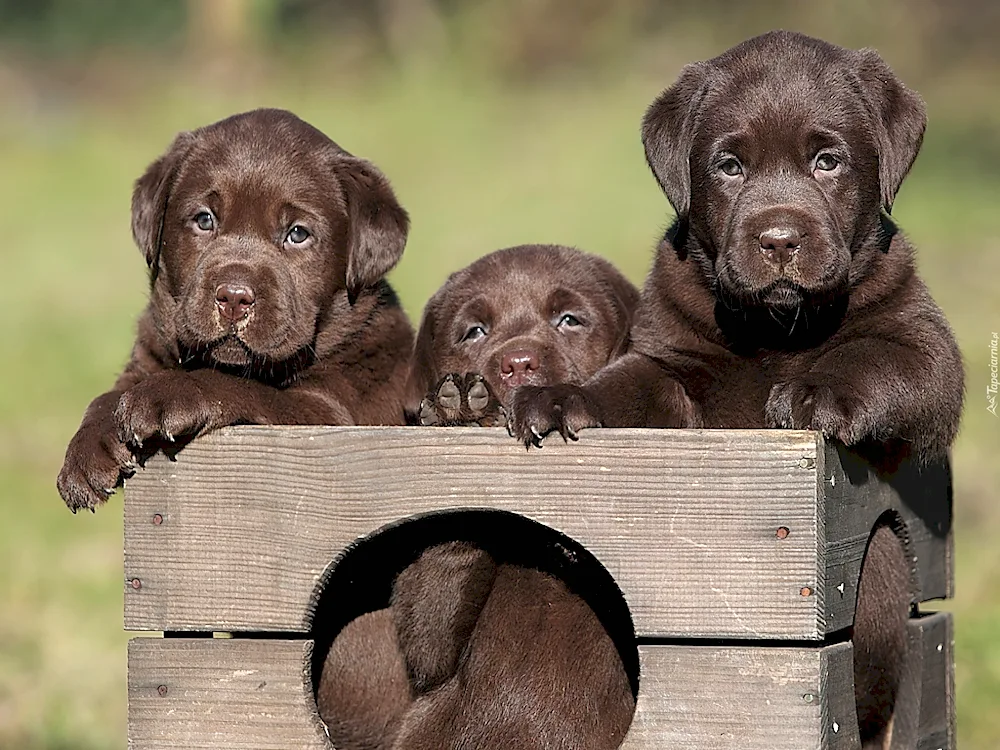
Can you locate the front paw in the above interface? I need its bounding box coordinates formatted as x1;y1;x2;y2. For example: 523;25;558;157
419;373;507;427
509;384;603;448
57;427;136;512
766;377;868;445
115;372;221;447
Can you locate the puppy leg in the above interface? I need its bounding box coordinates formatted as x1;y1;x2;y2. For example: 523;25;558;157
510;351;701;445
57;390;138;511
853;524;912;749
391;541;497;693
393;566;635;750
317;609;412;750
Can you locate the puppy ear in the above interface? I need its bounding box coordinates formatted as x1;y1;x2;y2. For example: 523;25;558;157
335;157;409;302
856;49;926;213
404;300;439;423
597;261;641;361
131;131;196;276
641;62;711;219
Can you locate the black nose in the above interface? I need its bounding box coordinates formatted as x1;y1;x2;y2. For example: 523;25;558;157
215;283;255;321
759;227;802;267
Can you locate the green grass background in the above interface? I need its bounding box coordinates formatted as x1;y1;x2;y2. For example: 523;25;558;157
1;48;999;748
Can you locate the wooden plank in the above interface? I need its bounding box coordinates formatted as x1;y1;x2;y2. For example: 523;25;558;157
621;641;851;749
127;638;329;749
125;427;825;638
821;443;952;633
128;617;954;749
915;612;955;750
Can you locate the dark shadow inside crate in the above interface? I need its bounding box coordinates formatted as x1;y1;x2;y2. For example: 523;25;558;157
307;508;640;700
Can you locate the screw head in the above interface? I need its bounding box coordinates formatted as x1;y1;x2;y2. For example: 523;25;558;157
776;526;790;539
802;692;816;703
157;684;168;697
800;586;813;597
130;578;142;590
152;513;163;525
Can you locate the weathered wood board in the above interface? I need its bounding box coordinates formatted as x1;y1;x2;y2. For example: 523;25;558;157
123;427;951;638
127;612;953;750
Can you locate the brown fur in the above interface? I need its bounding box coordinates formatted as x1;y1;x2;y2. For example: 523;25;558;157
407;244;639;416
318;246;639;748
57;108;414;511
510;32;964;745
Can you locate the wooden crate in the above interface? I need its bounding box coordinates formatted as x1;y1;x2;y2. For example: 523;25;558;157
124;427;955;749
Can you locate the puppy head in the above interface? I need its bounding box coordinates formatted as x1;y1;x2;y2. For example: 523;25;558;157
131;108;408;370
642;31;925;310
409;245;638;406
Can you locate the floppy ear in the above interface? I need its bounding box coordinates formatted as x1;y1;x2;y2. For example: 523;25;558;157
131;131;196;278
404;300;439;422
595;260;640;361
641;62;711;219
855;49;926;213
335;156;410;302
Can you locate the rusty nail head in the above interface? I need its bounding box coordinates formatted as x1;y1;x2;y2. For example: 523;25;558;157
153;513;163;525
130;578;142;590
800;586;813;597
776;526;790;539
157;684;168;697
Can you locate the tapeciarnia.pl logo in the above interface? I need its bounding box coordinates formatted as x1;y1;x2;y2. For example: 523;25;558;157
989;332;999;416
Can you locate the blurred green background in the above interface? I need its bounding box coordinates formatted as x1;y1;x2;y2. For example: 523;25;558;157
1;0;997;747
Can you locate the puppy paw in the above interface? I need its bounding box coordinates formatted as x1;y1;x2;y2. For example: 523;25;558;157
509;384;603;448
766;377;868;445
115;372;221;447
419;373;506;427
57;426;136;512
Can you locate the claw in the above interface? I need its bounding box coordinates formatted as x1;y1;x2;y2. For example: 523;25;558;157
132;432;143;448
529;426;545;448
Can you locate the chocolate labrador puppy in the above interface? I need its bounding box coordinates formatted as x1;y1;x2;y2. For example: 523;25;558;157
318;245;639;749
511;32;964;748
57;108;414;511
408;244;639;427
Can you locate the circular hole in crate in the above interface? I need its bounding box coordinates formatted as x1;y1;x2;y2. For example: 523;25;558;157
308;508;639;746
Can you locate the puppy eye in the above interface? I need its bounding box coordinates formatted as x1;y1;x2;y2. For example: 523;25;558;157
462;325;487;342
718;157;744;178
285;225;311;245
814;153;840;172
556;314;583;329
193;211;215;232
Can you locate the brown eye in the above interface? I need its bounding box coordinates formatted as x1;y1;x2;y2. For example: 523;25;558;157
815;153;839;172
193;211;215;232
462;325;487;342
719;157;743;177
286;225;311;244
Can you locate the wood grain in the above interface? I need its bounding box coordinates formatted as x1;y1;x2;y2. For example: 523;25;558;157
126;614;953;750
125;427;824;637
128;638;329;749
820;443;952;633
124;426;950;638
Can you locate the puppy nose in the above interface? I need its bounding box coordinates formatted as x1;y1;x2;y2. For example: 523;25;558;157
759;227;802;267
215;283;255;321
500;350;539;384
